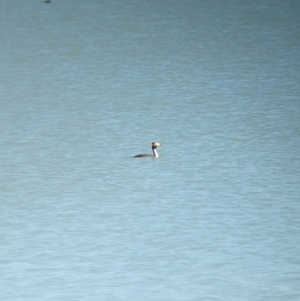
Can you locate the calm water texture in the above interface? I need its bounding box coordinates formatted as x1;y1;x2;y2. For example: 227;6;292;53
1;0;300;300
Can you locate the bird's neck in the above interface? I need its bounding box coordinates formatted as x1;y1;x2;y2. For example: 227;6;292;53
152;148;159;158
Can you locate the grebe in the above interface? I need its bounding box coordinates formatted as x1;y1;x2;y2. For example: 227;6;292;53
134;142;162;158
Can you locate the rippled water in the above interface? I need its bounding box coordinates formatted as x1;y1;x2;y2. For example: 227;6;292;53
1;0;300;300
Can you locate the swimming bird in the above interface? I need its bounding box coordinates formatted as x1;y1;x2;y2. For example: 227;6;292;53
134;142;162;158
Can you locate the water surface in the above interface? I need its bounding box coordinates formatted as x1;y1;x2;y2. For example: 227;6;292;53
1;0;300;300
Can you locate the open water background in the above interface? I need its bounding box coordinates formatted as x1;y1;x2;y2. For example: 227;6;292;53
1;0;300;300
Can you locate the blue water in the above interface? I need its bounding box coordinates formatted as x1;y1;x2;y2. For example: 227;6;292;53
1;0;300;300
